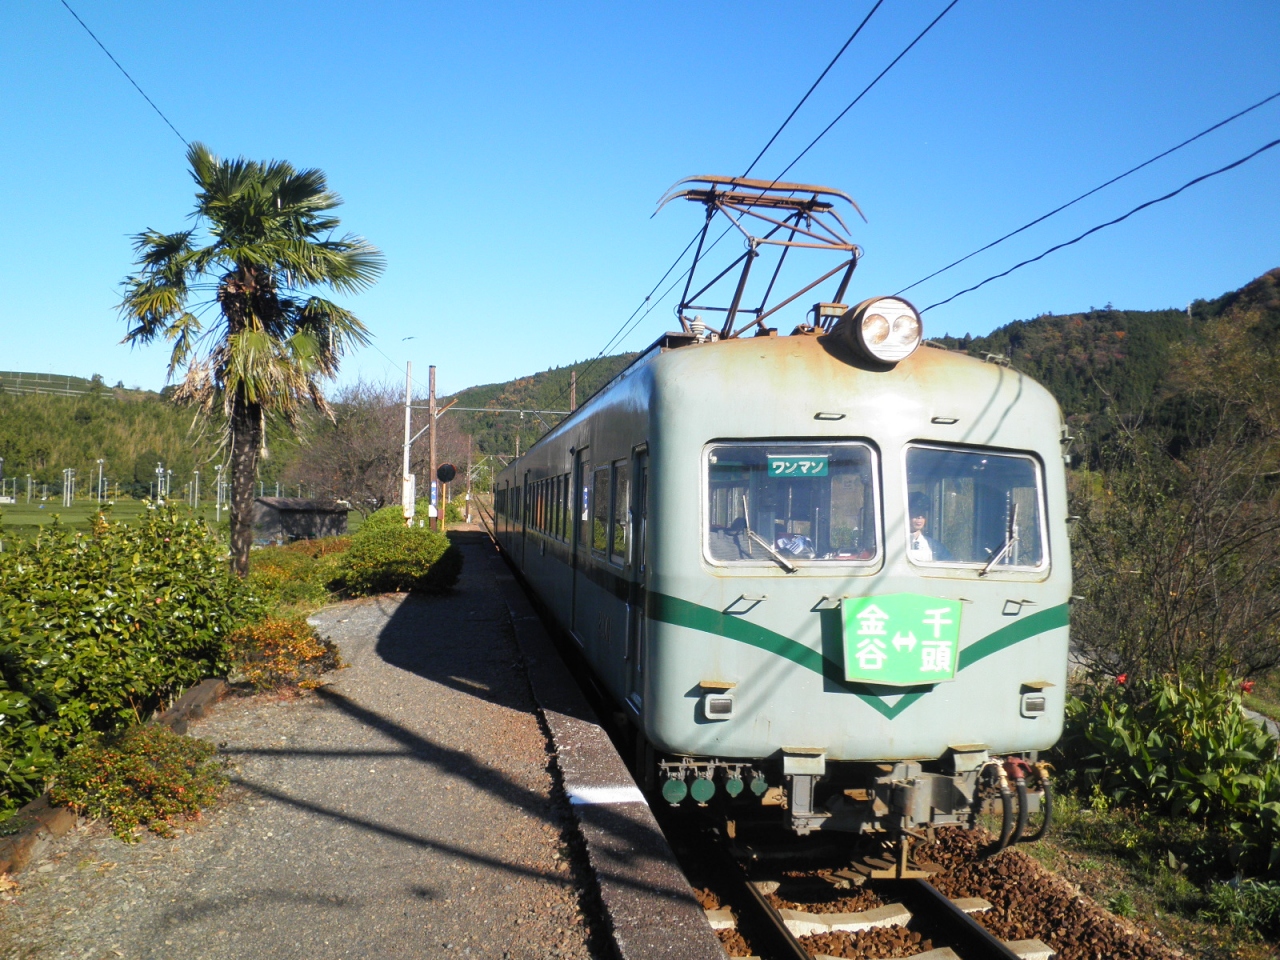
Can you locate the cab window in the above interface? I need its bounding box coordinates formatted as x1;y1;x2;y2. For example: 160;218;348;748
705;441;879;565
905;445;1046;570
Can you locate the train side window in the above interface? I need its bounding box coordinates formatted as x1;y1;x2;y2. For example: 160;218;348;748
562;473;570;540
904;445;1046;571
592;466;610;555
704;441;880;566
560;474;567;540
577;462;592;549
611;460;629;566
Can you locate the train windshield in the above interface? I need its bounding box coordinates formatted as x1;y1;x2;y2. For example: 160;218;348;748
705;442;879;565
904;445;1046;571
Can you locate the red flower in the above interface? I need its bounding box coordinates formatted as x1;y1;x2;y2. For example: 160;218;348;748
1241;680;1256;694
1116;673;1128;685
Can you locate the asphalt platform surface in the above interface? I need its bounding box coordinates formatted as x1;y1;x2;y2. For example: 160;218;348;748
2;530;602;960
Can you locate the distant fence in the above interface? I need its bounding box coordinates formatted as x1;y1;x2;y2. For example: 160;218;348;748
0;372;99;398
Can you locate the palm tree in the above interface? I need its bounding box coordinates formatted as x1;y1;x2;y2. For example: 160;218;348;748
121;143;383;575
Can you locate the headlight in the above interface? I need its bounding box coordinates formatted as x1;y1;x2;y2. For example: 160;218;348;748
845;296;923;364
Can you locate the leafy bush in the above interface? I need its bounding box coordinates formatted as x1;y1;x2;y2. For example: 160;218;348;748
248;537;350;611
1057;673;1280;872
228;617;340;690
336;506;462;595
49;723;227;841
1202;879;1280;938
0;510;261;815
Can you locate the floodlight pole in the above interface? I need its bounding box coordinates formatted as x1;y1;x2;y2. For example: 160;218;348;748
401;362;415;526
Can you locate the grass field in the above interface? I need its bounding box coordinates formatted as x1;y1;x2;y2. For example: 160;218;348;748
0;498;367;545
0;498;224;542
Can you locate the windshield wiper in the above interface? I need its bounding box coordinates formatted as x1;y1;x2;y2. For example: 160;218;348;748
980;503;1019;576
742;494;797;573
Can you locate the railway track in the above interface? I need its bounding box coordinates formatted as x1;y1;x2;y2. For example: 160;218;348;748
673;815;1049;960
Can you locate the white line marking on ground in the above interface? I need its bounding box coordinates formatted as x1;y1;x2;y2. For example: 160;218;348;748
568;786;647;805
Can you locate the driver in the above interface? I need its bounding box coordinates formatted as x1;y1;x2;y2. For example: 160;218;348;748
907;492;951;561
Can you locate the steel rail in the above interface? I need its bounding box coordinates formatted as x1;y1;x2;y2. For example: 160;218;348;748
897;878;1024;960
735;875;811;960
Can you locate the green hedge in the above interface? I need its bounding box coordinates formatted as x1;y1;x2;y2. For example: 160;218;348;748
0;510;261;815
336;506;462;595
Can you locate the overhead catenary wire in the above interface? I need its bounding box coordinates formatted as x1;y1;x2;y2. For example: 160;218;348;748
741;0;886;178
774;0;960;182
57;0;188;146
545;7;890;413
897;88;1280;296
921;136;1280;313
550;1;955;412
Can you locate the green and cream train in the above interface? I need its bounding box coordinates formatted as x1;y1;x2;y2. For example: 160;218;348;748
493;297;1069;846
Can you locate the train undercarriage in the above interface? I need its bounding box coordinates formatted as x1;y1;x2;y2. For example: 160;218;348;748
651;747;1052;865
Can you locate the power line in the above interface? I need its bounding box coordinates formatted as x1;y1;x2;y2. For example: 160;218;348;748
741;0;886;178
58;0;188;146
544;1;956;417
898;88;1280;296
922;136;1280;313
775;0;960;181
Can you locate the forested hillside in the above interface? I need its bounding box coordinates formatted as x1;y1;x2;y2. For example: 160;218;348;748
936;267;1280;429
0;385;296;496
444;352;639;457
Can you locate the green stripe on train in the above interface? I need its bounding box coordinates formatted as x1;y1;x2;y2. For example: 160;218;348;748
649;593;1069;720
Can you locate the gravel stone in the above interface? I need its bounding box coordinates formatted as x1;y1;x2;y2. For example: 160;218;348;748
0;534;602;959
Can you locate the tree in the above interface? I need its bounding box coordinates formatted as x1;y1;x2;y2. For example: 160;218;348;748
280;381;476;513
120;143;383;575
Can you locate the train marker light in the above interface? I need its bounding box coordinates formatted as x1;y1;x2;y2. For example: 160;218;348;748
661;776;689;805
690;777;716;805
840;296;923;364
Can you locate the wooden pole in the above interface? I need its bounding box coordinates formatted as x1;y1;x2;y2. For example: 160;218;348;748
570;370;577;412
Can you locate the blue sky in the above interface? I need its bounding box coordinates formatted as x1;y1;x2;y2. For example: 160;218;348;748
2;1;1278;396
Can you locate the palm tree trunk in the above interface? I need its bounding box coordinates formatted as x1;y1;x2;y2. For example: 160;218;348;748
229;386;263;577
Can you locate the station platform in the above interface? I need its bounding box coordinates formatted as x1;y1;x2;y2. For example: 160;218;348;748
2;528;723;960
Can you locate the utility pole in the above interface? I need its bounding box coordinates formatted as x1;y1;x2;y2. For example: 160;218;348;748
465;435;472;523
25;475;31;504
193;469;199;509
429;365;438;531
570;370;577;412
401;362;415;525
215;465;224;521
96;460;105;504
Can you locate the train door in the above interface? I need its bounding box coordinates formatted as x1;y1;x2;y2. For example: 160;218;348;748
625;447;648;711
570;448;589;638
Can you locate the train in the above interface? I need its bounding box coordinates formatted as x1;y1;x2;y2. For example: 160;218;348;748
489;179;1069;861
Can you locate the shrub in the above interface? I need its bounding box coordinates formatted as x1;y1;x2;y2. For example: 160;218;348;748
336;506;462;595
1202;879;1280;939
0;510;262;815
1057;672;1280;872
228;617;340;690
49;723;227;841
248;537;350;611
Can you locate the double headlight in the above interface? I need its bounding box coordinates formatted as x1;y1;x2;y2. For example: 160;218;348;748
843;296;923;364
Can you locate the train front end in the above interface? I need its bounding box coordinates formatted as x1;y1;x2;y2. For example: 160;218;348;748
643;300;1071;846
